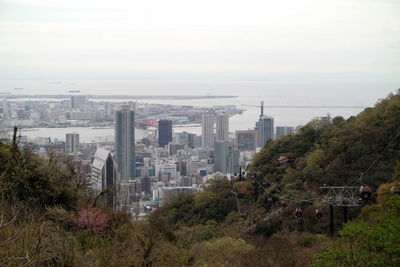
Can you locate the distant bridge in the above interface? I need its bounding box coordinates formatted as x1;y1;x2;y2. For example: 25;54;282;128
3;94;238;100
241;104;368;109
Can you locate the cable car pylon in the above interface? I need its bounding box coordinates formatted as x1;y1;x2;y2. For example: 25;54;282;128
319;186;362;236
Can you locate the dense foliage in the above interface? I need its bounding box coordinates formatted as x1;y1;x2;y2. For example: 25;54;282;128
0;140;81;208
150;179;236;229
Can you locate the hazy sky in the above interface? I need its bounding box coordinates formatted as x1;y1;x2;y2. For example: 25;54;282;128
0;0;399;81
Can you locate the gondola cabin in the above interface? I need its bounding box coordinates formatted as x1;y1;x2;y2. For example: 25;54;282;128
359;185;372;201
295;208;303;218
315;209;323;219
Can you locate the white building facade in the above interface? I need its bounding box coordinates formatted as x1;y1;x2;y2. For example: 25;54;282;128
216;112;229;141
201;113;215;149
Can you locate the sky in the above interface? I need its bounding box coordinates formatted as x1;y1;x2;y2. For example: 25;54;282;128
0;0;399;82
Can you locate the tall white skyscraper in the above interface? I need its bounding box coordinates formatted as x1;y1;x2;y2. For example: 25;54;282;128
216;112;229;141
201;113;215;149
115;104;135;179
65;132;79;154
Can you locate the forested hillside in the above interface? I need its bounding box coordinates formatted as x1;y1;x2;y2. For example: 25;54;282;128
242;90;400;233
150;90;400;265
1;91;399;266
252;90;400;188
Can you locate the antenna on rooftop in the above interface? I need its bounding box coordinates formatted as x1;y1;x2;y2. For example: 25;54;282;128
260;101;264;117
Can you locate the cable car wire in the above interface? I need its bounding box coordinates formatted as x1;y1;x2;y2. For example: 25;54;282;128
255;178;317;203
242;169;320;203
351;129;400;186
264;177;319;202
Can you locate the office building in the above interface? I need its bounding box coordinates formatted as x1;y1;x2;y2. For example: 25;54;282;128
318;114;331;128
115;104;135;179
143;175;151;195
233;149;240;173
187;133;197;148
169;143;185;156
176;159;189;176
119;179;141;210
69;111;104;120
158;120;172;148
201;113;215;149
155;159;178;182
214;140;234;174
2;98;11;120
258;116;274;147
235;130;256;151
276;126;294;138
91;148;120;209
65;132;79;154
216;112;229;141
70;95;87;110
173;132;189;146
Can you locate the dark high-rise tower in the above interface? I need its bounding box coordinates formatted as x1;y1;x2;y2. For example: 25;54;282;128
158;119;172;148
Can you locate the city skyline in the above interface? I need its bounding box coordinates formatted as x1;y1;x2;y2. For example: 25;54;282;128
1;80;396;217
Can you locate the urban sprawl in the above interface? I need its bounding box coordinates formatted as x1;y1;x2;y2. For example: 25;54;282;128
0;95;312;217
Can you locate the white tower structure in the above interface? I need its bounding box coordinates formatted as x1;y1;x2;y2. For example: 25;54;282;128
216;112;229;141
201;113;215;149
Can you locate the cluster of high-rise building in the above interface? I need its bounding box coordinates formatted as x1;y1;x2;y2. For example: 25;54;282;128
1;95;296;216
62;101;296;214
236;101;294;152
84;106;243;213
